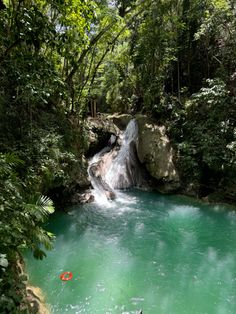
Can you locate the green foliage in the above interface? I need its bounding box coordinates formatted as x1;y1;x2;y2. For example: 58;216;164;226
0;153;55;254
0;270;27;314
0;0;127;312
100;42;135;112
0;153;56;312
90;0;236;201
0;0;236;310
187;79;235;171
172;79;236;195
177;142;201;186
194;0;236;80
130;1;178;111
17;130;77;193
0;1;97;308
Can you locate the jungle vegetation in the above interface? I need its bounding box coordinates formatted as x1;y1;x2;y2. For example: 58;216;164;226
0;0;235;312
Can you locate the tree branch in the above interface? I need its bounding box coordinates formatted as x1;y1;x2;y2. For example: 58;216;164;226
65;0;154;83
65;22;116;83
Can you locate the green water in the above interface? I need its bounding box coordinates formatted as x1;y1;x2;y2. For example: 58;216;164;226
25;190;236;314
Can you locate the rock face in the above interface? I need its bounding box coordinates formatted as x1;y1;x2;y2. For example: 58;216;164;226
135;115;180;192
88;158;116;200
93;114;180;193
85;114;120;157
111;113;132;130
81;113;180;199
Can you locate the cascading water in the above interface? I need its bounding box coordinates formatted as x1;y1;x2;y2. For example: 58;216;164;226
88;119;143;201
88;146;116;201
105;119;142;189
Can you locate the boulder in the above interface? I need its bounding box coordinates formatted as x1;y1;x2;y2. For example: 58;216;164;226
110;113;132;130
136;115;180;192
85;114;120;156
71;190;95;204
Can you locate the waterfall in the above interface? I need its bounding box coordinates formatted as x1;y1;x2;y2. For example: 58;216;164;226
88;119;143;201
88;146;116;200
105;119;142;189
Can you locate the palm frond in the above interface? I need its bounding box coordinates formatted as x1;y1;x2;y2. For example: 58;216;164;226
23;195;55;222
4;153;24;166
36;195;55;215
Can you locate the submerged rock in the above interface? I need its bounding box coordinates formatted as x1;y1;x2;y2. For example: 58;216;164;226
105;190;116;200
71;190;95;204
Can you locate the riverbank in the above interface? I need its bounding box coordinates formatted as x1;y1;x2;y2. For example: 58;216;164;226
26;285;50;314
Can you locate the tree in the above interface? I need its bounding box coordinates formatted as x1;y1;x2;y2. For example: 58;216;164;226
0;153;55;312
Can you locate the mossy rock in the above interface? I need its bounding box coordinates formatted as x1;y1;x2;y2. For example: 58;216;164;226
135;115;180;192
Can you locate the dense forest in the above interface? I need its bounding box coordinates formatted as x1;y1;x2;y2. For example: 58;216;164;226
0;0;235;312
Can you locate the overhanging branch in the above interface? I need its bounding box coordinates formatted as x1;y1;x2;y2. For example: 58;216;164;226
65;0;154;83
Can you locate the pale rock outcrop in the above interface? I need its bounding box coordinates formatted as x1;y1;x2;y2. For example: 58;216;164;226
135;115;180;192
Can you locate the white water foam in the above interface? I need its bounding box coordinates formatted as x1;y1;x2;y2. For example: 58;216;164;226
105;119;142;189
88;119;142;204
167;205;200;218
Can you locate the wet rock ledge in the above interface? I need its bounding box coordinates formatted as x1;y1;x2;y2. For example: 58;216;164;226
26;286;50;314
